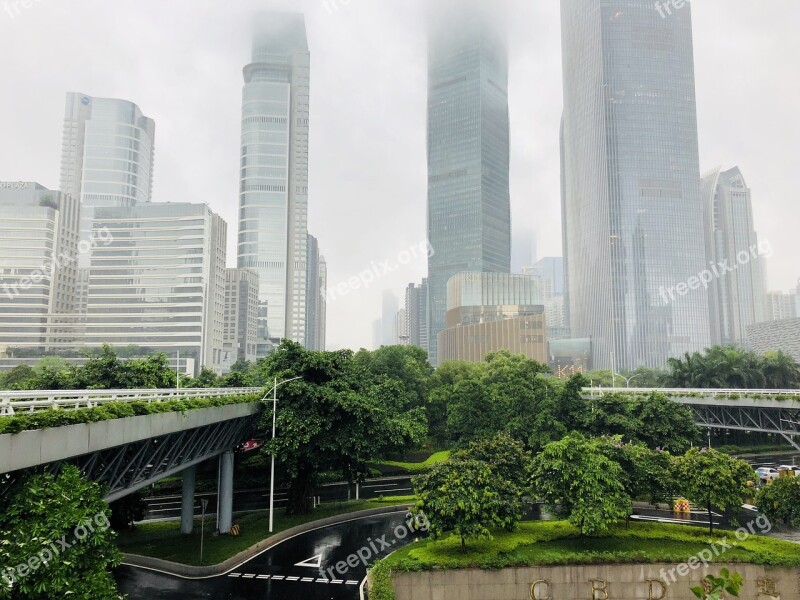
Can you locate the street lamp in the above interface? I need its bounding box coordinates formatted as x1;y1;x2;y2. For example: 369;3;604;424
199;498;209;564
264;376;303;533
613;373;639;389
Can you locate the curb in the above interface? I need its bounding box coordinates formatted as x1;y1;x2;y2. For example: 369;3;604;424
122;504;413;578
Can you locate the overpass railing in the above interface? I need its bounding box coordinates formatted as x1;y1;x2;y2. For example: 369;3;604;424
0;387;262;416
583;387;800;398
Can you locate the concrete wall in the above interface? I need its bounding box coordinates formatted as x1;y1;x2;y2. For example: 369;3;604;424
390;563;799;600
0;402;260;474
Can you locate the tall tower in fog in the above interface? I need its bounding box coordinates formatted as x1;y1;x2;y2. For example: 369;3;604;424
426;1;511;365
237;13;310;345
560;0;710;370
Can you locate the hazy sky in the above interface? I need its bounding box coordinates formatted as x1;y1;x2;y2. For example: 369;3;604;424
1;0;797;351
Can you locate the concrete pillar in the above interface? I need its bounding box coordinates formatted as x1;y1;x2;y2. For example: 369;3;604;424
180;465;196;535
218;450;234;534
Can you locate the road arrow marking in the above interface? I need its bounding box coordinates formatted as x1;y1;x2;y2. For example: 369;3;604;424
294;554;323;568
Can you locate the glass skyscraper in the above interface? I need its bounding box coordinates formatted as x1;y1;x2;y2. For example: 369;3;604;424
561;0;711;370
426;1;511;365
237;13;310;345
702;166;768;345
59;93;155;269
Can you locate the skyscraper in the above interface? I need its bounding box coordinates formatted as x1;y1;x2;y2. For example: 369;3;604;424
237;13;310;346
305;235;327;351
561;0;710;370
426;1;511;366
59;93;155;267
702;166;768;346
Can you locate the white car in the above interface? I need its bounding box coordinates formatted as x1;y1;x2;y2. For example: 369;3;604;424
755;467;781;482
777;465;800;477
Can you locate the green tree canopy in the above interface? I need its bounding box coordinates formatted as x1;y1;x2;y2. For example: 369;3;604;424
0;466;122;599
676;448;755;534
755;477;800;527
413;456;524;549
531;433;631;536
665;346;800;389
260;340;427;515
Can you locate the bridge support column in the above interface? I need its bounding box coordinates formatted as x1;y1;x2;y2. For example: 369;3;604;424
180;465;196;535
218;450;234;534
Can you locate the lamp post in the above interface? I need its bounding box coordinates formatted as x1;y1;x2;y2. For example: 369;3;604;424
266;376;303;533
199;498;208;564
613;373;639;389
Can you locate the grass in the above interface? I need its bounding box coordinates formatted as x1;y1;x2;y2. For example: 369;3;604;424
118;500;379;566
377;451;451;473
366;495;418;506
369;520;800;600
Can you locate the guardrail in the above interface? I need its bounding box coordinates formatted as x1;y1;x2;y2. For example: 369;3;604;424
583;387;800;397
0;387;263;416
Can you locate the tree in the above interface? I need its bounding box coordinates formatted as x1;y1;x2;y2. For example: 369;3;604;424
185;366;219;389
354;345;432;408
664;346;798;389
1;365;36;390
259;341;427;515
676;448;754;534
598;438;676;507
761;351;800;389
413;457;524;549
426;361;483;445
0;466;122;599
451;434;532;491
633;393;701;453
581;394;639;439
531;433;631;535
691;569;743;599
755;477;800;527
109;491;148;532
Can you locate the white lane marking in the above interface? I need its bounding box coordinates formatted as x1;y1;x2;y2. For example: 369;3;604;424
286;576;300;581
301;577;315;582
228;573;241;577
346;580;360;585
242;573;256;578
316;578;329;583
256;575;270;579
331;579;344;584
294;553;323;568
271;575;285;580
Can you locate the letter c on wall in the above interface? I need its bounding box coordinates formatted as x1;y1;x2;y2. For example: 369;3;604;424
530;579;552;600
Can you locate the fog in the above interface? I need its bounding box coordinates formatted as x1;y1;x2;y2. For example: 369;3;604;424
0;0;796;350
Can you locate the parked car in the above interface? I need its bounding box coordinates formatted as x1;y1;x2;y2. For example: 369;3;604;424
777;465;800;477
755;467;781;482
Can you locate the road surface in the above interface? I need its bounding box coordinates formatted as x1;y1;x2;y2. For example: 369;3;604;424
115;510;419;600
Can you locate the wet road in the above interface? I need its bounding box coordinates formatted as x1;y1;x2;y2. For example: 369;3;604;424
115;510;419;600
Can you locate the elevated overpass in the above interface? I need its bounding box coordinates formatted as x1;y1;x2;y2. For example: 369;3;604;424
584;387;800;451
0;387;263;534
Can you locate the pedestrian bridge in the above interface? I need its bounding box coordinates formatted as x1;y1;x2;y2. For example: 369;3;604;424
583;387;800;451
0;387;264;534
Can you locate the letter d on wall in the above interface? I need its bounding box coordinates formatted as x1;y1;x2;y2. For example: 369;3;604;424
647;579;667;600
530;580;552;600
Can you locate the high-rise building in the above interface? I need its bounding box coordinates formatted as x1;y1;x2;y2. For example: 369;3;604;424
702;166;768;346
766;290;798;322
223;268;259;368
0;182;79;353
393;309;408;345
83;203;227;373
404;280;429;352
59;94;155;265
438;272;547;364
237;13;310;346
381;290;399;347
560;0;710;370
426;1;511;365
523;257;567;339
59;93;156;315
305;235;327;351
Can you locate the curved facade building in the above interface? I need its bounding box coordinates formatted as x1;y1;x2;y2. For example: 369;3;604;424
560;0;710;370
747;318;800;363
60;93;155;269
237;13;310;344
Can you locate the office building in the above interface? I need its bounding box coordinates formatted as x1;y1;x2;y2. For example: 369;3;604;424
523;257;567;339
237;13;310;345
223;268;259;368
702;166;769;345
0;182;79;353
427;1;511;365
305;235;327;351
766;290;798;321
393;309;408;345
404;280;429;352
381;290;399;347
83;203;226;373
561;0;710;370
438;273;546;364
